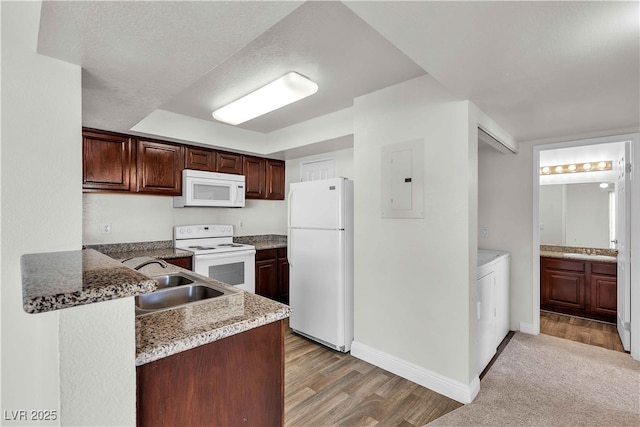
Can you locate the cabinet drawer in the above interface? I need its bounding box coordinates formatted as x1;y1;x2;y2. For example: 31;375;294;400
256;248;278;262
592;262;616;276
542;257;585;272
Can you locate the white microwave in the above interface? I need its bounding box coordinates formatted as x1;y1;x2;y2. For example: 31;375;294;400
174;169;245;208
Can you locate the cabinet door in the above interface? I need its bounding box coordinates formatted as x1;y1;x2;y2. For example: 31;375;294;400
541;268;586;310
216;152;243;174
137;320;283;427
185;147;215;171
590;274;617;317
256;259;278;299
83;130;133;191
277;248;289;304
244;156;266;199
266;159;286;200
136;140;183;195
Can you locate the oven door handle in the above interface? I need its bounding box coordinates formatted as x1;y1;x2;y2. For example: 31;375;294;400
194;250;255;262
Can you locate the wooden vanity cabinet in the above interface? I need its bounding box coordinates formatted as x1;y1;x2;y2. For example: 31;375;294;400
255;248;289;304
590;262;617;318
82;130;134;191
136;139;183;195
540;257;616;323
137;320;284;427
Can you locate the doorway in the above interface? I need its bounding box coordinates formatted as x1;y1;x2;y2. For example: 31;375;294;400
533;134;639;358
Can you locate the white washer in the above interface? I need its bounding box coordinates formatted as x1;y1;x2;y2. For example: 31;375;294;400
477;249;511;374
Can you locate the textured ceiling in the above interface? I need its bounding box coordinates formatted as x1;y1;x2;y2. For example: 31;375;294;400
37;1;639;143
162;1;426;133
346;1;640;142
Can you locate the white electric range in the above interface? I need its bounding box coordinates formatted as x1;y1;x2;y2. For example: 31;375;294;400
174;224;256;293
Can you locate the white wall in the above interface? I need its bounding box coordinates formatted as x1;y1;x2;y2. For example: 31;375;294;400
350;75;477;402
83;194;287;244
2;3;136;425
285;148;354;184
479;133;640;336
1;2;77;423
478;142;536;330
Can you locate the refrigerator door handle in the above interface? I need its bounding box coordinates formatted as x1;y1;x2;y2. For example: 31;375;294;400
287;187;293;266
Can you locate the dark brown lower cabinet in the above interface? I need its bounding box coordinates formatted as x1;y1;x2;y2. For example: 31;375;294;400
541;257;616;323
255;248;289;304
164;256;192;271
137;320;284;427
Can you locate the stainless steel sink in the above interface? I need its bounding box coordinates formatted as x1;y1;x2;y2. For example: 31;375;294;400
135;272;237;316
153;273;194;288
137;285;223;310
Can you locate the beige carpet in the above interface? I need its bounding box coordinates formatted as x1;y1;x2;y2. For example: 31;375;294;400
427;332;640;426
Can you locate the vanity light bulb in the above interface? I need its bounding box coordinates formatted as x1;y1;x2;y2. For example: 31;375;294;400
555;166;564;173
568;164;577;172
541;166;550;174
597;161;607;170
582;163;592;171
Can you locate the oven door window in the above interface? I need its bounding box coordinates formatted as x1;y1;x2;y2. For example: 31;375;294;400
208;262;244;286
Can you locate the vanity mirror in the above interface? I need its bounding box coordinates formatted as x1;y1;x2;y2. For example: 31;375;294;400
539;182;614;249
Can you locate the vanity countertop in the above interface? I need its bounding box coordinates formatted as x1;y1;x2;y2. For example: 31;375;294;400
540;245;617;263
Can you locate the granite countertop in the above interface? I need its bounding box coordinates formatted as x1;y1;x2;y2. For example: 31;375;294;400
133;262;291;366
540;245;617;263
234;234;287;250
21;249;157;314
85;240;194;261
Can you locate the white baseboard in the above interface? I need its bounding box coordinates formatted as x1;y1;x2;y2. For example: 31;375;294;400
350;341;480;404
519;321;538;335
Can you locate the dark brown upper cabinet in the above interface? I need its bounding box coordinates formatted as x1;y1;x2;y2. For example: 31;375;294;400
136;139;183;195
83;128;284;200
216;152;243;175
265;159;286;200
82;130;134;192
243;156;266;199
185;146;216;171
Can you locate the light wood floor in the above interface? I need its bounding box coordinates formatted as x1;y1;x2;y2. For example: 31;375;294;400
284;323;462;427
540;310;625;352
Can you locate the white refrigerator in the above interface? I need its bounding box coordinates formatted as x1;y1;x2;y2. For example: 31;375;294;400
288;177;354;352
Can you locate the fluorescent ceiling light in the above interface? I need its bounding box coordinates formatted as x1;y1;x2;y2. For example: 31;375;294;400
212;72;318;125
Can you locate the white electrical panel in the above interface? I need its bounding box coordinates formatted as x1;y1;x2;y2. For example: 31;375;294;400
381;139;424;218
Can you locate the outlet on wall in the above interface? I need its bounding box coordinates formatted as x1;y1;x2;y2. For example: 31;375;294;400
481;227;489;238
102;223;112;234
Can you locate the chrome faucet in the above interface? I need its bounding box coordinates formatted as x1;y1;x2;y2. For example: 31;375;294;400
123;258;168;270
